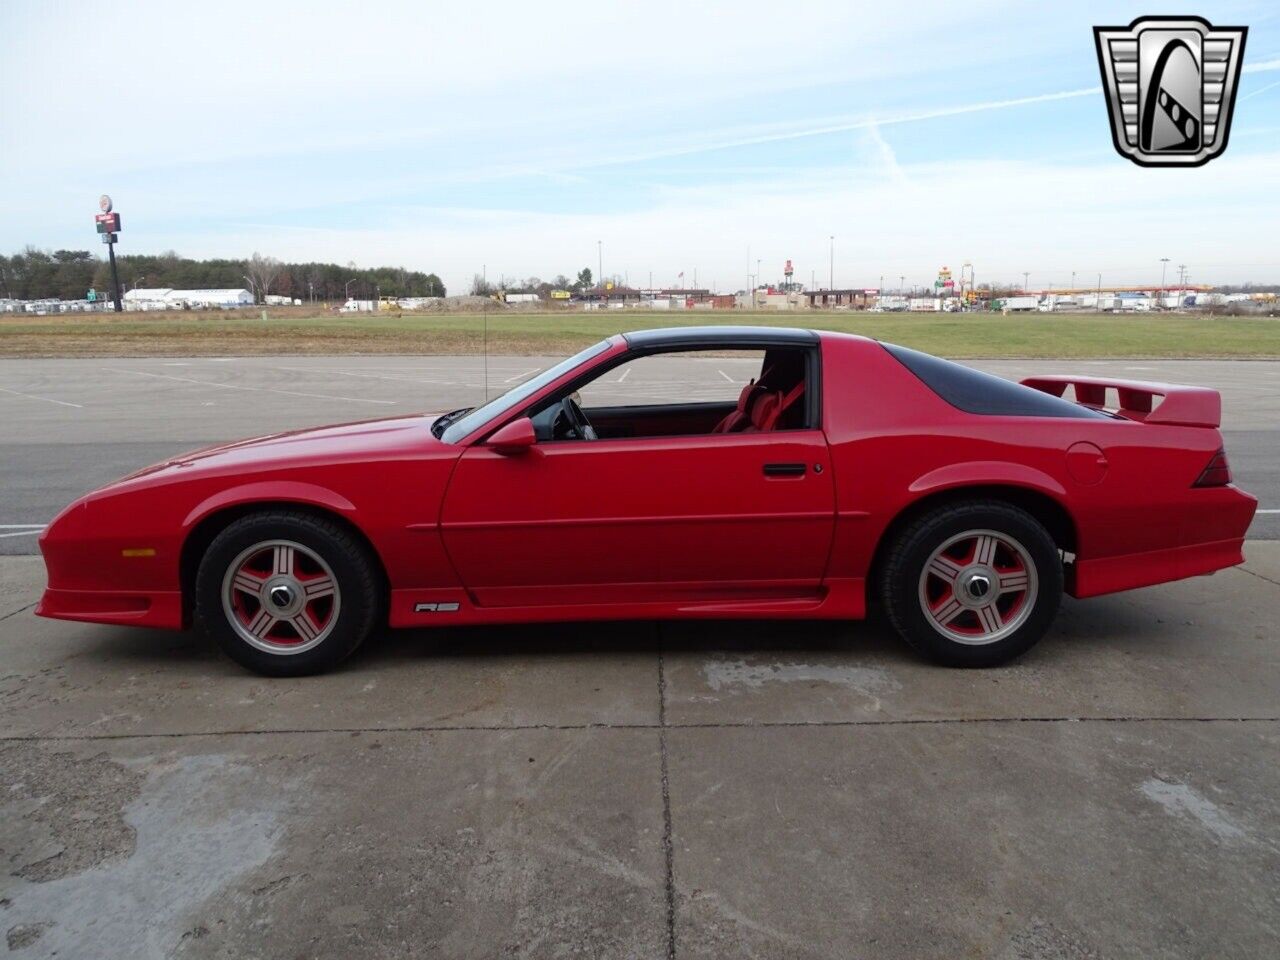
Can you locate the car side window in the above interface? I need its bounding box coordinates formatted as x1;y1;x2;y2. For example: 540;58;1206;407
529;346;814;442
576;349;765;408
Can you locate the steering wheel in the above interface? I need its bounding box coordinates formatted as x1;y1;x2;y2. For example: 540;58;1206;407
552;395;597;441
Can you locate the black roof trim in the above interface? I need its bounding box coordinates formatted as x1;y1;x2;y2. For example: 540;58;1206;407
622;326;818;349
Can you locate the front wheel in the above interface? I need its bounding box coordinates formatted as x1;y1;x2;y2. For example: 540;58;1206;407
194;511;382;676
880;501;1062;667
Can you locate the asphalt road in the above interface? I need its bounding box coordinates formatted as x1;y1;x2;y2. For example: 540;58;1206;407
2;354;1278;957
0;355;1276;554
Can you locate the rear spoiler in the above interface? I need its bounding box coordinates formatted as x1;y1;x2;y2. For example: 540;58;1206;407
1020;376;1221;428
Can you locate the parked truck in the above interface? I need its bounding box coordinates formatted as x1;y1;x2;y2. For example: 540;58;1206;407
1000;296;1041;313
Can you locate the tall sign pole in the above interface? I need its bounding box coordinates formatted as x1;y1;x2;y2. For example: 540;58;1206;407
95;194;123;312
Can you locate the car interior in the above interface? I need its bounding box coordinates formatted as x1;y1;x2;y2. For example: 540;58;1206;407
527;347;814;442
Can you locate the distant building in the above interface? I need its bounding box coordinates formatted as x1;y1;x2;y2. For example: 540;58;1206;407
123;288;253;309
803;289;874;309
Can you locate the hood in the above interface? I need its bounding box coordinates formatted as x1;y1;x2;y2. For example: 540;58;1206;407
119;414;451;483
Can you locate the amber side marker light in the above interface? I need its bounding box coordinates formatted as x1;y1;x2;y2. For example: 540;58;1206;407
121;548;157;558
1193;448;1232;488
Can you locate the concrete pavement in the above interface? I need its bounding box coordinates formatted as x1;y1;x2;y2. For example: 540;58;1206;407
2;545;1278;958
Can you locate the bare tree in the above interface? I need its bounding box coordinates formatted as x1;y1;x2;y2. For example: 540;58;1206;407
246;252;282;300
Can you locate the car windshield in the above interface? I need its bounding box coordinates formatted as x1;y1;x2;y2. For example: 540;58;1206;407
437;339;612;443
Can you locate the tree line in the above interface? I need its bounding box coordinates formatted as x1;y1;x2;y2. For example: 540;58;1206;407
0;248;445;302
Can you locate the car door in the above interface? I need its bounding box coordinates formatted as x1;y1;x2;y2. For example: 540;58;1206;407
439;429;835;608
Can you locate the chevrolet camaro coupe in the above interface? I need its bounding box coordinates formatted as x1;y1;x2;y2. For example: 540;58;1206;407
38;327;1256;675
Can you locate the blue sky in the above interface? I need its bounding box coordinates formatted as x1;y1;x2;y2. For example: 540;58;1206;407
2;0;1279;293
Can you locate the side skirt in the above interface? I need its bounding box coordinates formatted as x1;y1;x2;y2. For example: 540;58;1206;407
388;577;865;628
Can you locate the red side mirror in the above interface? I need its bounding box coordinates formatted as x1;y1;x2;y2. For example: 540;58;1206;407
487;417;536;454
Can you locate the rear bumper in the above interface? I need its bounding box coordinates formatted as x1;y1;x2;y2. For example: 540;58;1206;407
1070;484;1256;598
1069;537;1246;599
35;588;184;629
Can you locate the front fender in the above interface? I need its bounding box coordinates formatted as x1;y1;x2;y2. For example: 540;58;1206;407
182;481;358;531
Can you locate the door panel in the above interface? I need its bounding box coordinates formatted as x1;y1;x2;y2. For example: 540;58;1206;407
440;431;835;607
585;401;733;439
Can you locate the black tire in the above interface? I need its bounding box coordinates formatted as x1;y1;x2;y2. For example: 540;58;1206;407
194;510;382;676
879;500;1062;667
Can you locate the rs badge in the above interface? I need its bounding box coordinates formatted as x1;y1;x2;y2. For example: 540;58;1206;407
1094;16;1247;167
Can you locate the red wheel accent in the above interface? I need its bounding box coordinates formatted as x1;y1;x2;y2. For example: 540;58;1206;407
918;530;1038;645
221;540;340;654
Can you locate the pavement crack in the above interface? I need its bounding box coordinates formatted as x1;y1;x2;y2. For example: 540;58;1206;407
1;716;1277;744
0;602;35;623
656;623;677;960
1238;565;1280;589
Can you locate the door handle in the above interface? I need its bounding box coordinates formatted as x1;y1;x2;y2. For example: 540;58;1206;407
763;462;806;477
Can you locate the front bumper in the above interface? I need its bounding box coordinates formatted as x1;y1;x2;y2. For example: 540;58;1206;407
36;497;186;630
35;587;184;629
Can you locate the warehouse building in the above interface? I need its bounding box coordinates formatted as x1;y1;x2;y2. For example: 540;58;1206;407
123;288;254;309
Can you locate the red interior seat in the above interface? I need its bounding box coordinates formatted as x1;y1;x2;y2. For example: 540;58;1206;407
712;381;760;433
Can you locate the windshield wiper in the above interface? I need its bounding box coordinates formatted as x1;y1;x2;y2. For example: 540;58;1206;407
430;407;473;438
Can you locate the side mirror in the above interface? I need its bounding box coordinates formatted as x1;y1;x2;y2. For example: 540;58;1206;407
487;417;536;454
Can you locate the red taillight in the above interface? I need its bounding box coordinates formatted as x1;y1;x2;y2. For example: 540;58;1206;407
1193;448;1232;487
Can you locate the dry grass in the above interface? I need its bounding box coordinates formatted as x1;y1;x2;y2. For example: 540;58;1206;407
2;307;1278;359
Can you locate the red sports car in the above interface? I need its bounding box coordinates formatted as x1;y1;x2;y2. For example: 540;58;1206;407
37;327;1257;675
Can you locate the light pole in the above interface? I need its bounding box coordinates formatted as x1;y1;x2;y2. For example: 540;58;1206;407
828;235;834;291
344;278;357;306
1096;273;1102;313
899;275;905;296
1159;257;1170;310
757;259;762;292
1022;271;1030;294
1070;271;1076;293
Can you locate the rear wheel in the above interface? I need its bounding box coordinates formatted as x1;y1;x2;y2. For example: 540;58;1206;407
880;501;1062;667
195;511;382;676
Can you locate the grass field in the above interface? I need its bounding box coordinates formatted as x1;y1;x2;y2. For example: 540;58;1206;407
2;308;1278;359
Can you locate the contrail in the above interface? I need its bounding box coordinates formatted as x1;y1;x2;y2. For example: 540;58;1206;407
577;57;1280;170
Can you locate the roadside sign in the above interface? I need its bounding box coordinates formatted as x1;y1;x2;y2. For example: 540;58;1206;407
94;195;122;312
